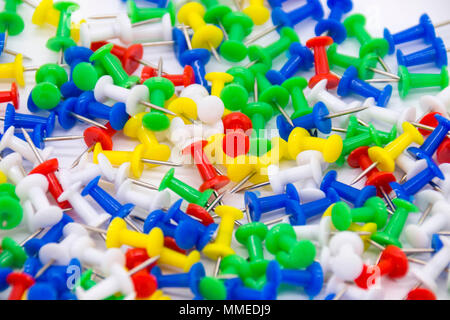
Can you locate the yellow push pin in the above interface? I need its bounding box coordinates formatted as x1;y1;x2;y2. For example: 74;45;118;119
202;205;243;276
167;97;197;124
243;0;270;26
287;127;343;163
177;2;223;62
0;170;6;184
106;218;200;272
31;0;60;27
205;72;234;97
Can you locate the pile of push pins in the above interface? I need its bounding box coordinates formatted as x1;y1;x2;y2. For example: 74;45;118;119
0;0;449;301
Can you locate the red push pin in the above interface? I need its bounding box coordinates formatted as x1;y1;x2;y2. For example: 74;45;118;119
141;65;195;87
406;288;437;300
354;245;408;290
437;138;450;164
0;83;19;109
164;236;187;255
29;158;71;209
416;111;442;136
347;146;396;199
183;140;230;191
91;41;144;75
125;248;158;299
222;112;252;158
70;123;117;169
186;203;215;226
306;36;340;89
6;272;35;300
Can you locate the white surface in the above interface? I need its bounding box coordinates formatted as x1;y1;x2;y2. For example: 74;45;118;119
0;0;449;300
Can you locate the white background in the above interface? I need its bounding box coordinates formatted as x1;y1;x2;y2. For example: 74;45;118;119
0;0;449;300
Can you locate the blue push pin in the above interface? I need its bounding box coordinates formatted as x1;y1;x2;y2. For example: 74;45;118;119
43;259;82;294
225;260;281;300
272;0;324;30
55;98;81;130
397;37;448;68
277;101;331;140
315;0;353;44
24;214;73;257
121;0;168;8
14;124;46;149
27;283;58;300
266;43;314;85
162;199;199;224
268;259;323;299
408;114;450;160
288;188;340;225
245;183;300;222
337;66;392;107
268;0;287;7
321;170;377;207
172;28;188;62
151;262;205;296
74;91;129;131
175;219;218;250
431;233;443;254
3;103;56;136
0;267;12;291
23;257;41;278
384;14;436;55
82;176;135;220
179;49;211;90
390;156;444;201
61;46;95;98
143;210;177;237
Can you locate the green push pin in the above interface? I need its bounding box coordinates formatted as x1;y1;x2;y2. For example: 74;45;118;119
198;277;227;300
282;76;312;119
46;1;79;52
159;168;214;207
0;237;27;268
31;63;68;110
72;61;102;92
235;222;269;278
327;44;379;80
142;77;174;132
220;12;253;62
337;124;383;163
90;43;139;89
331;197;388;232
265;223;316;269
219;254;258;287
343;14;389;59
242;101;273;156
398;66;449;99
251;63;291;125
127;0;176;25
371;198;419;248
220;66;254;111
0;183;22;229
0;0;24;36
248;27;299;68
201;0;232;24
345;116;397;144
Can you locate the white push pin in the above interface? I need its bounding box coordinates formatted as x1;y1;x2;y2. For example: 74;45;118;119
405;191;450;248
420;85;450;116
267;162;321;196
196;95;225;125
292;215;332;247
295;151;328;203
412;236;450;292
131;13;172;43
0;153;26;185
94;75;176;117
307;79;363;125
76;263;136;300
326;276;384;300
80;13;133;47
328;231;364;282
70;236;125;275
116;179;171;214
396;153;428;182
0;126;53;165
357;99;417;132
38;223;88;268
58;182;110;228
15;174;63;230
180;84;209;105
